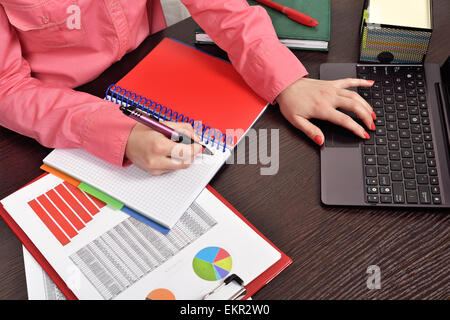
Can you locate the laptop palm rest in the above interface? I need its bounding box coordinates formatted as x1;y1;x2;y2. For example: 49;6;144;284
320;145;365;206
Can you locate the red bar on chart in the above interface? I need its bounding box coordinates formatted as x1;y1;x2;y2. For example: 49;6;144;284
37;195;78;238
55;184;92;223
46;189;85;231
63;182;99;216
28;199;70;246
86;193;106;209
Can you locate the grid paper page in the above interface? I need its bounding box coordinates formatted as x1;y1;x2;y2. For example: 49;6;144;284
43;148;230;229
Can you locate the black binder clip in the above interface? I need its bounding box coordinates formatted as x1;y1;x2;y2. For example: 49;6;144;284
202;274;247;300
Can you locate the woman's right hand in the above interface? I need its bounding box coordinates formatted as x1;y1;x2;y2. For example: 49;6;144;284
125;121;203;175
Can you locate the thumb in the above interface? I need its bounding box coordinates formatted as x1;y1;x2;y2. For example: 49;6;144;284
291;116;325;146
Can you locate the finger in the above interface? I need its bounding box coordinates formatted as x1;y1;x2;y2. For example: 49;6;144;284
169;141;202;163
337;88;376;119
162;121;203;143
325;108;370;139
290;115;325;146
148;169;170;176
160;157;192;170
335;96;375;131
332;78;374;89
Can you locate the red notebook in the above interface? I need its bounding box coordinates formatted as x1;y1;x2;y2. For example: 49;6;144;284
109;38;268;146
0;174;291;300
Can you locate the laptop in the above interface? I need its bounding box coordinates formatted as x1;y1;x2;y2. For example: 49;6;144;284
319;56;450;208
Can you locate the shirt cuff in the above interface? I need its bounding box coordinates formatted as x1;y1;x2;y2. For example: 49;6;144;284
244;41;309;104
81;102;136;166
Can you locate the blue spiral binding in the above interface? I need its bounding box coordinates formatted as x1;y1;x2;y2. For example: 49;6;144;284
105;84;229;152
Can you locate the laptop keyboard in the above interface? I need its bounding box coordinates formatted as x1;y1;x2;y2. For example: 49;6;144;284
356;65;441;205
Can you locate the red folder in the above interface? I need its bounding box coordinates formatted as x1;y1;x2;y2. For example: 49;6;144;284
0;174;291;300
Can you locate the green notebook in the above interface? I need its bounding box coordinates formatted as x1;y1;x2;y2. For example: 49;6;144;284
195;0;330;51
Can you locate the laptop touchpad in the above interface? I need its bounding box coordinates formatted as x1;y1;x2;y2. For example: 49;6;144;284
324;123;361;147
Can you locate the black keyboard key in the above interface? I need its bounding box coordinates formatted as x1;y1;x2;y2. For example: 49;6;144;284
391;172;403;181
366;178;378;185
379;175;391;186
399;129;410;138
418;186;431;204
388;142;400;150
380;187;392;194
367;186;378;194
431;186;440;194
380;195;392;203
377;155;388;165
432;195;441;205
423;126;431;133
386;114;397;122
405;180;416;190
387;132;399;141
365;156;376;165
427;159;436;167
367;195;379;203
390;161;401;171
376;146;388;155
411;125;422;134
413;145;424;153
365;166;377;177
426;150;435;158
406;190;418;204
389;152;401;161
376;137;387;145
401;149;413;158
392;182;405;203
378;166;389;174
402;159;414;168
412;134;423;143
403;169;415;179
428;168;438;176
430;177;439;185
417;174;429;184
387;123;398;131
409;106;419;115
376;127;386;136
414;154;426;163
415;163;427;174
364;146;375;155
400;140;412;148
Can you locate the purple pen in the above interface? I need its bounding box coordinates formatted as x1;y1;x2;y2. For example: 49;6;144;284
121;106;213;155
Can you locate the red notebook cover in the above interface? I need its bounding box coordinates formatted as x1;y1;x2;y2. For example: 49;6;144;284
116;38;267;146
0;174;291;300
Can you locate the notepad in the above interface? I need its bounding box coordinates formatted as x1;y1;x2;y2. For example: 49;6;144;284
367;0;431;29
43;38;268;229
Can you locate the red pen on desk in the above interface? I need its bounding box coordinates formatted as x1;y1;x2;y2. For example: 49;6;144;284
254;0;319;27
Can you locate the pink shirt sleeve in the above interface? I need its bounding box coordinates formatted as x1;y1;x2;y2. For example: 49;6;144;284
182;0;309;103
0;8;136;167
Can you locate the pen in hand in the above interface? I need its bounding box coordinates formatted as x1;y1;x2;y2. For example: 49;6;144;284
120;105;214;155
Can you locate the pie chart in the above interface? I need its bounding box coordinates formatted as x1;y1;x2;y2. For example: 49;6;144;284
192;247;232;281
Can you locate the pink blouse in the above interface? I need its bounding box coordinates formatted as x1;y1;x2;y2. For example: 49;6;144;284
0;0;307;166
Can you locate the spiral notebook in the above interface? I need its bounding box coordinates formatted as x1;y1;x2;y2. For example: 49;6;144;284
44;38;268;229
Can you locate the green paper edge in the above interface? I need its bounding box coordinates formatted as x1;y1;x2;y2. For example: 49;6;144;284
78;182;124;210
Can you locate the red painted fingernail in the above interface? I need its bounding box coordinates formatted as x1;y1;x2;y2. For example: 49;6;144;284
371;122;376;130
314;135;323;146
371;111;377;120
367;80;375;85
363;131;370;139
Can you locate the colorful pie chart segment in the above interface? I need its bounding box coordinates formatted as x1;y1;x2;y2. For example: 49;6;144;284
192;247;232;281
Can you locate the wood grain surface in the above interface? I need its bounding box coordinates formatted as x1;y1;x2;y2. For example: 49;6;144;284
0;0;448;299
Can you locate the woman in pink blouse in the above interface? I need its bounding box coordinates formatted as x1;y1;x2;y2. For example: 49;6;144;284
0;0;375;175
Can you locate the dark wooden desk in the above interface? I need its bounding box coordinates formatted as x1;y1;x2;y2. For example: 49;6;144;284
1;0;449;299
